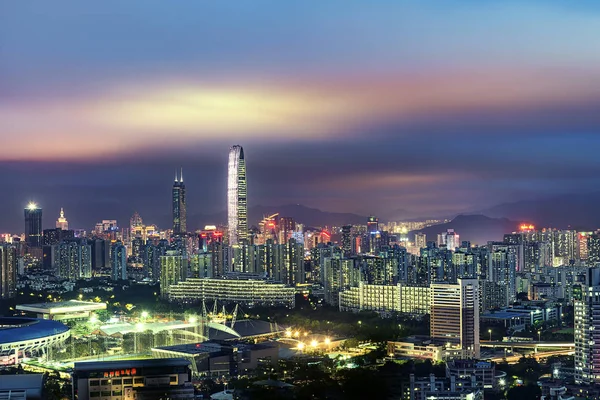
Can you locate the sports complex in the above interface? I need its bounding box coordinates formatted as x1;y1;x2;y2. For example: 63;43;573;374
0;317;70;364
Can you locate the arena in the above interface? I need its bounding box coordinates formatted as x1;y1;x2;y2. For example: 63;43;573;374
0;317;70;364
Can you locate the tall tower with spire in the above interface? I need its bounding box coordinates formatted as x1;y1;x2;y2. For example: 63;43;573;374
56;208;69;230
172;169;187;235
227;145;248;245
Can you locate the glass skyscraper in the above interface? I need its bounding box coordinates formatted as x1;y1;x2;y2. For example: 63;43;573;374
227;145;248;245
24;202;43;248
172;169;187;235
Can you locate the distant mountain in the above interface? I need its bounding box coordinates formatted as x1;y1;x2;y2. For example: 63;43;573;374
408;214;519;245
479;192;600;230
188;204;368;229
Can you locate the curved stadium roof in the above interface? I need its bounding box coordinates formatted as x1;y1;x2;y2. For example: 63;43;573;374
0;317;69;344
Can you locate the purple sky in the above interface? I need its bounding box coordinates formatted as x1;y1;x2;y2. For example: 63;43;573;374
2;1;600;231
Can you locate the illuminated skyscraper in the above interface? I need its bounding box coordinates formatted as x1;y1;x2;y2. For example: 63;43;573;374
227;145;248;245
24;202;43;248
575;267;600;384
430;278;480;358
55;208;69;230
367;216;379;233
172;169;187;235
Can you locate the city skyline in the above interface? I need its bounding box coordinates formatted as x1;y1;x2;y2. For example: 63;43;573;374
2;2;600;231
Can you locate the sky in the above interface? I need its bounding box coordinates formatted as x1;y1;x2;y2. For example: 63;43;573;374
2;1;600;231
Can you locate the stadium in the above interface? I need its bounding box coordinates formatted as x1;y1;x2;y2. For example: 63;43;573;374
0;317;70;364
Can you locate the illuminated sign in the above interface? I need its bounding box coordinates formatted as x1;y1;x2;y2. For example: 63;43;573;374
519;224;535;231
103;368;137;378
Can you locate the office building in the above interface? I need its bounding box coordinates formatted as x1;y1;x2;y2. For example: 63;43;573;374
430;279;480;358
172;169;187;235
110;241;127;281
575;267;600;384
24;202;43;248
72;358;194;400
56;208;69;230
367;216;379;233
0;245;17;299
227;145;248;245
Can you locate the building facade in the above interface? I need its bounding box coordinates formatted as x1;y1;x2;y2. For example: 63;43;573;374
167;277;295;307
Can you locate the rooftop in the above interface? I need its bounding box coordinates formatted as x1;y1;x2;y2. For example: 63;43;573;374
0;318;69;344
207;319;286;340
16;300;107;314
74;358;190;371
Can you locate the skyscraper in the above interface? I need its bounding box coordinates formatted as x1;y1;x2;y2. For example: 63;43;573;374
56;208;69;230
0;244;17;299
227;145;248;245
575;267;600;384
24;202;43;248
172;169;187;235
111;241;127;281
367;216;379;233
430;278;480;358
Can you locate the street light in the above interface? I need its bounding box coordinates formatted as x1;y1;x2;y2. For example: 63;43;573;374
297;342;305;351
488;329;492;341
538;330;541;342
311;340;318;348
324;337;331;345
141;311;149;319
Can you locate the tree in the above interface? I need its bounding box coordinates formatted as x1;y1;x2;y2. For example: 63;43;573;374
506;384;541;400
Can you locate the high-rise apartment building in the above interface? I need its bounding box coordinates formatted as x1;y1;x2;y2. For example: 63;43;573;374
575;267;600;384
110;241;127;281
24;202;43;248
227;145;248;245
172;170;187;234
438;229;460;250
56;208;69;230
0;245;17;299
57;240;92;281
415;233;427;251
341;225;353;257
430;279;480;358
160;250;188;298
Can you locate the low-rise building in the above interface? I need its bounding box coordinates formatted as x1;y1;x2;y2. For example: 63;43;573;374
72;358;195;400
387;337;468;362
151;340;278;378
16;300;106;321
408;374;483;400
